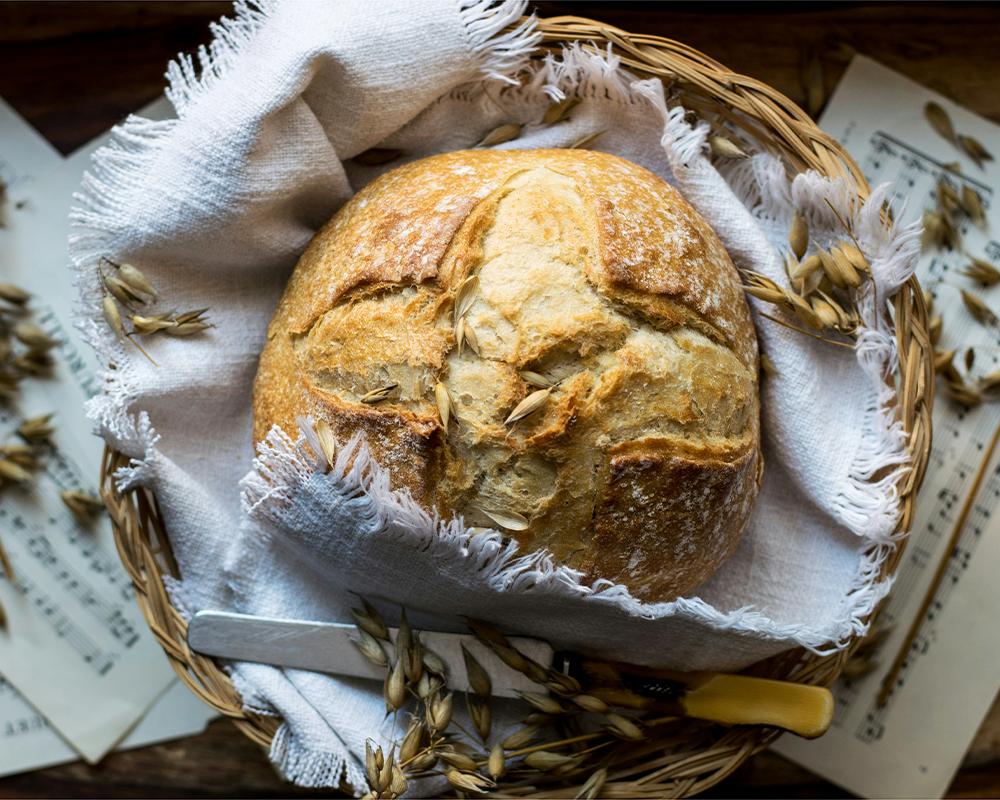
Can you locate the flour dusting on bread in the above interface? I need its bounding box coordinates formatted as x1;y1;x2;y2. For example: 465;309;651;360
253;149;761;601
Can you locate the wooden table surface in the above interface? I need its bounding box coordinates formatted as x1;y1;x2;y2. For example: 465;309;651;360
1;2;999;797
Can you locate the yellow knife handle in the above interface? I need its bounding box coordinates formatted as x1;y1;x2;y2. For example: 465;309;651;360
679;674;833;739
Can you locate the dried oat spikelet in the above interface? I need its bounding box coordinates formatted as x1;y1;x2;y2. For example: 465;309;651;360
352;598;389;640
441;749;481;773
545;669;581;695
708;135;748;160
979;369;1000;395
421;647;447;677
925;102;957;143
820;247;861;289
961;185;986;225
398;717;424;763
523;751;579;771
445;769;494;794
740;271;787;306
0;457;32;483
517;690;565;715
962;289;998;327
395;607;413;659
102;296;125;341
604;711;643;740
117;263;157;299
165;310;212;336
479;507;529;531
17;413;54;442
542;97;580;125
388;763;406;797
461;644;492;697
836;240;869;272
962;257;1000;287
958;134;994;168
314;419;337;470
462;322;480;356
504;387;551;425
501;725;538;750
520;370;555;389
578;767;609;800
571;694;608;713
352;629;388;667
476;123;522;148
434;382;453;432
469;694;491;741
786;291;823;330
130;315;177;335
945;378;982;408
14;350;53;377
0;444;37;470
364;740;382;790
384;656;406;711
13;322;57;351
789;211;808;259
454;275;479;322
814;250;846;291
922;209;960;251
0;283;30;306
937;180;961;215
811;296;840;329
488;742;505;779
60;489;105;523
790;254;823;294
104;275;145;306
427;691;453;732
934;348;955;373
361;383;398;404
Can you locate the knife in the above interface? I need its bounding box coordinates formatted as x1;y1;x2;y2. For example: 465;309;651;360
188;610;833;738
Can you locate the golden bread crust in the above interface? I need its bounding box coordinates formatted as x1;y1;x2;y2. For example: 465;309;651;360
253;149;761;601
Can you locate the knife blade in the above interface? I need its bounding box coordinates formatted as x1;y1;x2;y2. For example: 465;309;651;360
188;610;833;738
187;610;552;699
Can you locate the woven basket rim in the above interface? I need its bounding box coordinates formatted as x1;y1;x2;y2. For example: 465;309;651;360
99;14;934;798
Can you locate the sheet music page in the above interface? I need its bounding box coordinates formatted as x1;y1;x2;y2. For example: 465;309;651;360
1;676;215;779
773;56;1000;799
0;96;214;767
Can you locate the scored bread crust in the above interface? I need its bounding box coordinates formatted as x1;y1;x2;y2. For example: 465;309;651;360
253;149;761;601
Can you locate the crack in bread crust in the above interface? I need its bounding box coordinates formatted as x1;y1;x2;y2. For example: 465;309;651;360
253;149;761;602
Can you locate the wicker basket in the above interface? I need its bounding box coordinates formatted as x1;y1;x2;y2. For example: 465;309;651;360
100;14;934;798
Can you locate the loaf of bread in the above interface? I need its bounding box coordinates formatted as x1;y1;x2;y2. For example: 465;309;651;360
253;149;761;601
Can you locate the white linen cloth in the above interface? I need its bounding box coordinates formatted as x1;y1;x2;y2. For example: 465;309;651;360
70;0;920;791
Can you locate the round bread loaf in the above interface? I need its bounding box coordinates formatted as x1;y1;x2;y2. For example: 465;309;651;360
253;149;761;601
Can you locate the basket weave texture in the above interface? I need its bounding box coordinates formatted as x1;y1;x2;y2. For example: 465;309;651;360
100;15;933;798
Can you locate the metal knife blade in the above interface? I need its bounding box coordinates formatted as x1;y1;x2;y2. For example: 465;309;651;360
187;610;553;699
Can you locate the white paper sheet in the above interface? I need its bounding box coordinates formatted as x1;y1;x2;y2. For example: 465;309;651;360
0;96;215;770
773;56;1000;800
0;676;216;779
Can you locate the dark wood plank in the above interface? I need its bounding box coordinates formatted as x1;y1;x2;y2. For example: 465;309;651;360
0;2;997;797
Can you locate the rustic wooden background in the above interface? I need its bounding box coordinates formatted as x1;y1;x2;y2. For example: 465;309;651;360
1;2;998;797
